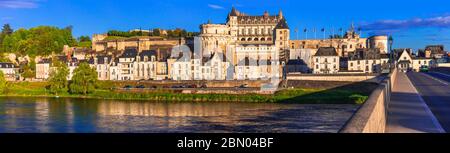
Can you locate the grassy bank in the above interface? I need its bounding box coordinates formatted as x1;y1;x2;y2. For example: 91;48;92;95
0;81;378;104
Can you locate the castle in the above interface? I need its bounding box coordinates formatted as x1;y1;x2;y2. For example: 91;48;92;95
199;7;290;66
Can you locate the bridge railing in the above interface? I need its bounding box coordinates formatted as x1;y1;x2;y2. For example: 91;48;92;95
339;68;397;133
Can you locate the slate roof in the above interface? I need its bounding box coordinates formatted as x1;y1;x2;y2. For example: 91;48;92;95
314;47;338;56
37;59;52;64
275;18;289;29
96;55;112;64
139;50;157;57
287;59;306;65
348;48;382;60
426;45;445;55
119;48;138;58
0;63;16;68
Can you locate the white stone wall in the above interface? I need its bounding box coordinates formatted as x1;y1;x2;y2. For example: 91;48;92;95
313;56;340;74
348;58;388;73
235;45;277;62
36;63;50;80
412;59;432;72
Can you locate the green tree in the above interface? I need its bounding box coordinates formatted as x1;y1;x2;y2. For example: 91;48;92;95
0;24;14;52
21;61;36;80
1;26;77;56
0;71;6;94
69;62;98;95
77;35;91;42
48;60;69;95
153;28;161;36
1;24;13;35
77;35;92;48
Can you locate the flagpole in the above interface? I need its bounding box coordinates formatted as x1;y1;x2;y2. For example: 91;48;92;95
314;28;317;40
323;28;325;40
304;28;308;40
332;26;335;38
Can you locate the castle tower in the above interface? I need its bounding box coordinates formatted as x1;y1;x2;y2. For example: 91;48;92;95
227;7;239;40
274;18;290;62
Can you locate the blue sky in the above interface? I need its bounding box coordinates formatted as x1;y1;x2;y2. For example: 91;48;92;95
1;0;450;51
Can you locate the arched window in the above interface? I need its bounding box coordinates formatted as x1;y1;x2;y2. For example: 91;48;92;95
241;38;246;41
261;38;265;41
247;38;252;41
254;38;259;41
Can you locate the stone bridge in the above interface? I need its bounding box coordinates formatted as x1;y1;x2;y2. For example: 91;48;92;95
339;68;445;133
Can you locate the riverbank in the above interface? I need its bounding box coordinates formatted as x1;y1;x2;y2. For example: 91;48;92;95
0;81;378;104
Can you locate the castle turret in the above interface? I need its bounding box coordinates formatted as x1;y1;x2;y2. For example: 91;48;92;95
275;18;290;62
278;10;283;19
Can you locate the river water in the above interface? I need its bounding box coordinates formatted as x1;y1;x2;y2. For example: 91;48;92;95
0;97;358;133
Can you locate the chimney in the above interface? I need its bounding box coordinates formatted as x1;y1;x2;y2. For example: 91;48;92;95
157;48;161;61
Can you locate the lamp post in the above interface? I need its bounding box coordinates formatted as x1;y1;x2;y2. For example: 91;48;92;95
388;35;394;70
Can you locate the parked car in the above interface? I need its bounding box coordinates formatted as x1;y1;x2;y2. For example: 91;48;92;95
136;85;146;89
419;65;429;72
123;85;133;89
187;84;197;88
200;84;207;88
238;84;248;88
172;85;183;88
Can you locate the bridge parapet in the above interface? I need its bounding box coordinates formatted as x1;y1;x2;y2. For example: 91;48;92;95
339;68;397;133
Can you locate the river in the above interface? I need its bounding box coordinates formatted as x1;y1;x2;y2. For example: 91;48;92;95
0;97;358;133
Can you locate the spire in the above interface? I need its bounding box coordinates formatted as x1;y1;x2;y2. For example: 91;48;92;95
278;9;283;19
207;19;212;24
230;6;238;16
349;21;355;32
264;11;269;17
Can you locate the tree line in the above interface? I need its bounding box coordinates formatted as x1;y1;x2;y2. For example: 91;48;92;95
107;28;199;39
0;58;98;95
0;24;92;57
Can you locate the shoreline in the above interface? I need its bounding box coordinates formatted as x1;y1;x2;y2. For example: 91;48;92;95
1;81;377;104
0;89;368;104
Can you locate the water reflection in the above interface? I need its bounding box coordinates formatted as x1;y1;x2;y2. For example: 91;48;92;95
0;97;357;133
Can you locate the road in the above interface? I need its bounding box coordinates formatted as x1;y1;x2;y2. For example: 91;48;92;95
407;71;450;132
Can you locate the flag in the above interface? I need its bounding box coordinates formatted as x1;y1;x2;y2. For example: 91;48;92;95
321;28;325;32
339;28;343;32
304;28;307;32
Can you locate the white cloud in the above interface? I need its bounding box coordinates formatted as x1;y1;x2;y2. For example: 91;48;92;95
1;17;14;21
0;0;41;9
208;4;224;10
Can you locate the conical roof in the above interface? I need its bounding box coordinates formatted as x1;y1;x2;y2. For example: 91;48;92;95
275;18;289;29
